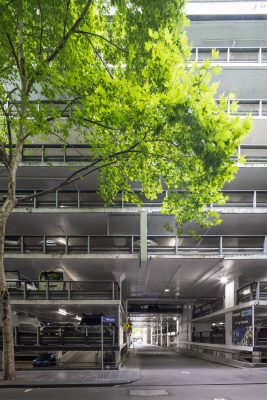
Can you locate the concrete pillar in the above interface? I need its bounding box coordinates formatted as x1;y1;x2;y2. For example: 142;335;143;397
166;320;169;347
57;351;63;364
225;312;232;345
225;279;238;308
225;279;239;345
140;210;148;263
178;304;192;348
117;305;123;347
146;326;151;344
252;351;261;363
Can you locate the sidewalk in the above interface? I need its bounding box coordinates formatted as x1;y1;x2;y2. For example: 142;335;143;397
0;352;140;388
0;368;140;388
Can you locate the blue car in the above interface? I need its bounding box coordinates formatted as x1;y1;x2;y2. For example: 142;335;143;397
32;353;56;367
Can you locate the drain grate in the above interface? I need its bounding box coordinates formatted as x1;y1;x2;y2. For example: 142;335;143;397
129;389;169;396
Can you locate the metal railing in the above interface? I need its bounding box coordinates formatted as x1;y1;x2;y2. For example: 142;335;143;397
192;330;225;344
0;93;266;129
4;234;267;256
3;143;267;164
236;281;267;304
6;279;119;300
192;281;267;319
0;324;118;351
191;47;267;65
3;188;267;209
192;297;225;319
19;143;93;163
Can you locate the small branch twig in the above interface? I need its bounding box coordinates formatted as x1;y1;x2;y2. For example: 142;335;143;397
63;0;71;38
76;30;128;54
86;35;113;79
5;33;21;75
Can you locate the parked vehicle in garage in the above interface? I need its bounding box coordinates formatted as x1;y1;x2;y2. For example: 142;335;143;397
32;353;56;367
0;312;43;335
255;325;267;345
6;270;37;291
42;322;77;336
38;270;65;290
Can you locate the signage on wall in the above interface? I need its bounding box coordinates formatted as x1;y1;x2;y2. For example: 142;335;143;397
232;307;253;346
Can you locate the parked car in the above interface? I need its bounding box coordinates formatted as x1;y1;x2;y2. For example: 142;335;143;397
32;353;56;367
256;326;267;345
42;322;77;336
6;270;37;291
0;313;43;335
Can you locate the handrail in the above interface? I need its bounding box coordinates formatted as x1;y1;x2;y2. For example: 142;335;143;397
0;143;265;163
192;280;267;319
4;234;267;256
6;279;120;300
191;46;267;65
1;98;267;126
2;188;267;209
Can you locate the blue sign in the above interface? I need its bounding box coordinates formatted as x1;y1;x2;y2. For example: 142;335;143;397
103;317;116;323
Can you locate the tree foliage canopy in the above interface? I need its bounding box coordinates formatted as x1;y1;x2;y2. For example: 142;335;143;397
0;0;251;229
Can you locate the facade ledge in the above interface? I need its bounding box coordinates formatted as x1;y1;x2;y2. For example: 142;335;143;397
178;341;253;352
10;299;121;306
192;300;262;322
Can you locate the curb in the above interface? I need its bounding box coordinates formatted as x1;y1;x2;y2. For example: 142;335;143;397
0;378;138;389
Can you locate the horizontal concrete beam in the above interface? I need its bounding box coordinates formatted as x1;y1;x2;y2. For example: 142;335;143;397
4;254;139;259
10;299;121;305
5;253;267;260
11;207;162;214
10;207;267;214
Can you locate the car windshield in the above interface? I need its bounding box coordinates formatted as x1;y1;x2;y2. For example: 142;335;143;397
37;354;50;359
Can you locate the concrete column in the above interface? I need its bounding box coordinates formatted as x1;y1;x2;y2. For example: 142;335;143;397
117;305;123;347
166;320;169;347
146;326;151;344
160;324;163;347
225;279;239;345
140;210;148;263
225;312;232;345
225;279;238;309
178;304;192;348
57;351;63;364
186;304;192;342
252;351;261;363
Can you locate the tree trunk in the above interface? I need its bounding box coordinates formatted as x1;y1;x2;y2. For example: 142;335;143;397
0;214;15;380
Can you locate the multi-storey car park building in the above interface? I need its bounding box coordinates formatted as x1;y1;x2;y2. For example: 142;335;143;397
1;0;267;368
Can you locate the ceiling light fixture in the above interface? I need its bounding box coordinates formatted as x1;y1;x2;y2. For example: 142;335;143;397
220;277;228;284
164;288;170;292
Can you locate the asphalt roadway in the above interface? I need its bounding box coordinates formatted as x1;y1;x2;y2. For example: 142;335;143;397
2;344;267;399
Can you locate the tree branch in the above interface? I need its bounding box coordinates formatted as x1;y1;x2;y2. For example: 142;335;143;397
37;0;43;56
0;144;9;169
18;3;26;81
6;120;13;164
76;30;128;54
16;141;141;204
26;0;92;93
63;0;71;38
85;35;113;79
46;0;92;64
83;117;119;131
5;33;21;75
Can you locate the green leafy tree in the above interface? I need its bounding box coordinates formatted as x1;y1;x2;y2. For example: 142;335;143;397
0;0;250;380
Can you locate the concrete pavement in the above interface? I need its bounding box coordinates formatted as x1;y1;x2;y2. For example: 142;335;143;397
1;344;267;388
